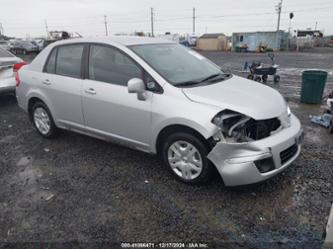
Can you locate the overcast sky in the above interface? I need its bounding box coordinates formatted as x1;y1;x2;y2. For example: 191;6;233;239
0;0;332;38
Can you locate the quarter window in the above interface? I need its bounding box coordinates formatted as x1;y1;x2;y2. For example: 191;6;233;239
45;48;57;74
56;44;84;78
88;45;142;86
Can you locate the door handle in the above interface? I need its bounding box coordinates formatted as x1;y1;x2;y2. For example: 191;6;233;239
85;88;96;95
42;79;51;85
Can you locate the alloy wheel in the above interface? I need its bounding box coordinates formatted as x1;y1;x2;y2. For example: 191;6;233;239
33;107;51;135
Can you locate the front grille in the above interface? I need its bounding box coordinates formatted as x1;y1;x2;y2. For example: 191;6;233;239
280;144;298;165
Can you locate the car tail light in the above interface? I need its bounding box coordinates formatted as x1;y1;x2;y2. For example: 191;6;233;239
13;61;27;87
13;61;27;72
15;72;21;87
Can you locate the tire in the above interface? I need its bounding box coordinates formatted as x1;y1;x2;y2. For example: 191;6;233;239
30;101;59;138
329;121;333;134
254;76;261;82
247;74;254;80
161;132;214;184
262;75;268;83
274;75;280;83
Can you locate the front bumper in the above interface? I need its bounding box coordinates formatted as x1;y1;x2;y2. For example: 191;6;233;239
208;114;303;186
0;77;16;94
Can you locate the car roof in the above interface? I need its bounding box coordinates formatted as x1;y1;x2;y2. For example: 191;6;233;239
49;36;174;47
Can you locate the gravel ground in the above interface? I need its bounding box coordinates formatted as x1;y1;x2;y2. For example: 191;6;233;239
0;51;332;249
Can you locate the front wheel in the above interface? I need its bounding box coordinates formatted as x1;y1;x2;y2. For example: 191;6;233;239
161;132;214;184
262;74;268;83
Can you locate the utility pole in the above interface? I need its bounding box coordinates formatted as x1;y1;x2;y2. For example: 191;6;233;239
44;20;49;38
287;12;294;51
0;23;3;37
192;7;196;34
104;15;108;36
150;8;154;37
275;0;283;51
315;21;318;30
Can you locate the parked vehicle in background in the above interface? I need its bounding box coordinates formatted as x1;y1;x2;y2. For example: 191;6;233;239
0;47;24;94
16;37;303;186
30;41;41;52
188;35;197;46
11;40;39;55
0;40;10;51
42;39;57;49
35;39;45;51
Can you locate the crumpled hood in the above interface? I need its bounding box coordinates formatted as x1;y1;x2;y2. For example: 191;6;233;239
182;75;287;120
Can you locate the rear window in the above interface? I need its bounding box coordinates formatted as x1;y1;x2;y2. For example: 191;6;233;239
45;48;57;74
55;44;84;78
0;48;14;58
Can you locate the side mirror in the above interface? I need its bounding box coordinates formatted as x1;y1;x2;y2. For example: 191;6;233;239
128;78;147;101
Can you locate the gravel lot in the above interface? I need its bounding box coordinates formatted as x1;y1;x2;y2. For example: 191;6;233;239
0;51;332;249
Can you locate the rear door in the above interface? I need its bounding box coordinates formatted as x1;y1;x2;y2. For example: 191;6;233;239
81;44;152;150
41;44;85;130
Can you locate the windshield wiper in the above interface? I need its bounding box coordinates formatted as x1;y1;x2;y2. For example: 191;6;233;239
175;80;201;87
175;73;230;87
199;73;226;83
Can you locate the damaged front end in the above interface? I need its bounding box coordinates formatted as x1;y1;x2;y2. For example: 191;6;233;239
207;109;303;186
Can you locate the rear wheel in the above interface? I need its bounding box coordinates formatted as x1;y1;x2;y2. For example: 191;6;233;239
262;74;268;83
329;121;333;134
161;132;213;184
31;101;58;138
247;74;254;80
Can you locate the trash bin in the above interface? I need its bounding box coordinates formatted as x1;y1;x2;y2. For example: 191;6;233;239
301;70;328;104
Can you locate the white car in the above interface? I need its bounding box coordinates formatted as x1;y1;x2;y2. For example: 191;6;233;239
0;48;24;94
16;37;303;186
0;40;10;51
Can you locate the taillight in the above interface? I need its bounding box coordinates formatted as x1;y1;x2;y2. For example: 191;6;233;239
15;73;21;87
13;61;27;87
13;61;27;72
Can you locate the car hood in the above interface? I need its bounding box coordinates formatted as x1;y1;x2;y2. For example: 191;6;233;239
182;75;287;120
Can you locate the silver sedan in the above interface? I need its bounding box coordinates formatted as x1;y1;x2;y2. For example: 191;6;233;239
16;37;303;186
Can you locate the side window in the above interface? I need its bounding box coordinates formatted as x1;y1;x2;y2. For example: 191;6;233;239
56;44;84;78
45;48;57;74
89;45;142;86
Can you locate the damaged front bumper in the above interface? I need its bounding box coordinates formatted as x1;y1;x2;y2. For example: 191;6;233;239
208;114;303;186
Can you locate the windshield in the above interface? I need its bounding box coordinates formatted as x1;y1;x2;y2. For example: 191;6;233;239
130;43;222;86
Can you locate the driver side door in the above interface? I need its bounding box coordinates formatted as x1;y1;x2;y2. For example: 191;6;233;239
82;44;153;152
